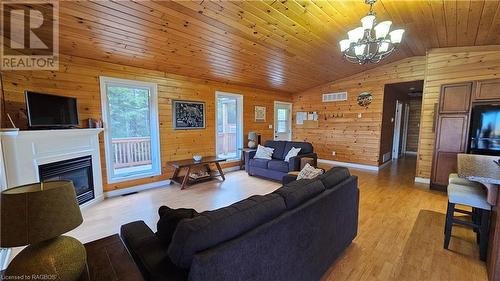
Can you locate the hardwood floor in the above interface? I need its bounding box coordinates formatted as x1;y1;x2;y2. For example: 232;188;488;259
10;155;487;280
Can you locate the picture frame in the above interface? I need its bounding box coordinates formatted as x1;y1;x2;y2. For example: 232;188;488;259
254;106;266;122
172;100;206;130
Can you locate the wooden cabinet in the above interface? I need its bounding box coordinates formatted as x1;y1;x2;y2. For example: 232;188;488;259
475;79;500;101
431;115;469;187
439;82;473;113
431;82;472;189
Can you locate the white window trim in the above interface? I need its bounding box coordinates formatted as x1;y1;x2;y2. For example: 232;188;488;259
100;76;162;184
215;91;244;162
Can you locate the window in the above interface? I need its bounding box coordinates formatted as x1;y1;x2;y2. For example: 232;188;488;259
100;77;161;183
216;92;243;160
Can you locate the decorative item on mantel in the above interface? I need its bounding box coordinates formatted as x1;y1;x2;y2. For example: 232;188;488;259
1;181;86;281
248;132;258;149
339;0;405;64
193;154;202;162
357;92;373;107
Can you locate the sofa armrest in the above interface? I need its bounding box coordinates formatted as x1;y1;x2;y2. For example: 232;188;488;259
244;151;257;173
288;153;318;171
120;221;188;281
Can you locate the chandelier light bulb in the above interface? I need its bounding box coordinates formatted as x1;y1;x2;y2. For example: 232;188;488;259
348;27;364;43
361;15;376;30
339;39;351;52
374;21;392;39
389;29;405;44
379;41;390;52
354;44;366;56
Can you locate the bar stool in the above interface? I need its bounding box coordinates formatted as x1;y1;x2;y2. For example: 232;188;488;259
444;180;491;261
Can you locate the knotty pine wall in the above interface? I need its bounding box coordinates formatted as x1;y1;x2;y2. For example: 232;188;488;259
292;56;426;166
416;45;500;179
0;55;291;191
406;98;422;152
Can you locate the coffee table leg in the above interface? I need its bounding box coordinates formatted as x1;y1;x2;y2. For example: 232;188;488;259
171;167;180;181
215;162;225;181
181;166;191;190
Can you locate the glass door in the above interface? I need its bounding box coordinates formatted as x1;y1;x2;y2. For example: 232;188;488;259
100;77;161;183
216;92;243;160
274;101;292;141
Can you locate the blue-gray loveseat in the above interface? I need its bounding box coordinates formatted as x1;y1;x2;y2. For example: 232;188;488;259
245;140;318;181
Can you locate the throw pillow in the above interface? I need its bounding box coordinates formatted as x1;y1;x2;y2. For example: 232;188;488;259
297;163;324;180
284;147;301;162
254;145;274;160
156;206;199;247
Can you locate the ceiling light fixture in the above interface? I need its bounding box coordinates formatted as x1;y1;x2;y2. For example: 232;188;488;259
339;0;405;65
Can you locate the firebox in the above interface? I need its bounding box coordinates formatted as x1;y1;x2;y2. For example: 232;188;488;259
39;156;95;205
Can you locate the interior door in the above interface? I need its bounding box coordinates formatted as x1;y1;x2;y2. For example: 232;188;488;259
274;102;292;141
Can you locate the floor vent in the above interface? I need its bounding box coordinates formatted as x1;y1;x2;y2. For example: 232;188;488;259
322;92;348;102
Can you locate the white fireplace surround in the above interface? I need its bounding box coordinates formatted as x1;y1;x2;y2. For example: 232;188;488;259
0;129;104;207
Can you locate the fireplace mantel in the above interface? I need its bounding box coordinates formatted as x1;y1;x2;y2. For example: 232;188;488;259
0;128;104;207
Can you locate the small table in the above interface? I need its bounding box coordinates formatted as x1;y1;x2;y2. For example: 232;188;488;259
77;234;144;281
239;148;257;170
167;156;226;189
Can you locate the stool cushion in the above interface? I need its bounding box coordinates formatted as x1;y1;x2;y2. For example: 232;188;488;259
449;173;483;188
448;184;491;210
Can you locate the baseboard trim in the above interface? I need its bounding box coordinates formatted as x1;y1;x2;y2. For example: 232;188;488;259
105;180;171;198
405;151;417;155
414;177;431;184
318;159;380;171
222;166;241;173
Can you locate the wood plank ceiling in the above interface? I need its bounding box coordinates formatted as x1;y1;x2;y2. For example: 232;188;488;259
39;1;500;92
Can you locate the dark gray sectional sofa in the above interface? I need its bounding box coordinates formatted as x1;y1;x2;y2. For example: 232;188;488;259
246;140;318;181
120;167;359;281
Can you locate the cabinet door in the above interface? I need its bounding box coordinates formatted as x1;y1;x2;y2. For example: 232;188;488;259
439;82;473;113
431;114;469;187
475;79;500;101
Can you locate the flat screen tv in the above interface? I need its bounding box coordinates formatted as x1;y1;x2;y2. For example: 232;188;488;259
25;91;79;129
469;104;500;156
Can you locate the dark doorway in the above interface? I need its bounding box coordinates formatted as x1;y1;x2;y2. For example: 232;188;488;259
379;80;424;167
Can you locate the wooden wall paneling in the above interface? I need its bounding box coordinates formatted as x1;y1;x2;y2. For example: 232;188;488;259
416;45;500;179
292;56;426;166
0;55;290;191
406;98;422;152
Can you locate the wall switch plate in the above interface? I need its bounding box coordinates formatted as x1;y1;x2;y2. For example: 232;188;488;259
268;124;273;129
332;151;336;156
358;113;362;118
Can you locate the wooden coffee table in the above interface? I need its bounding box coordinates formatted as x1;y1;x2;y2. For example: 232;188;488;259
167;156;226;189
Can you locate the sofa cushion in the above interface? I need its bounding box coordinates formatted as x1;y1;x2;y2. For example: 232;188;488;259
264;140;287;160
268;159;290;173
156;206;199;247
274;178;325;209
168;193;286;268
249;158;269;169
318;167;351;189
284;141;313;155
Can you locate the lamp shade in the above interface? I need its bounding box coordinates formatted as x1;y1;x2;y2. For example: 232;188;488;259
1;180;83;247
374;21;392;39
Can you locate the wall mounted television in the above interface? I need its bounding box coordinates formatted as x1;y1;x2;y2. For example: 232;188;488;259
25;91;79;129
469;104;500;156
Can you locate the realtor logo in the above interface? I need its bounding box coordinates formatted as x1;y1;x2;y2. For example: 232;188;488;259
1;1;59;70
